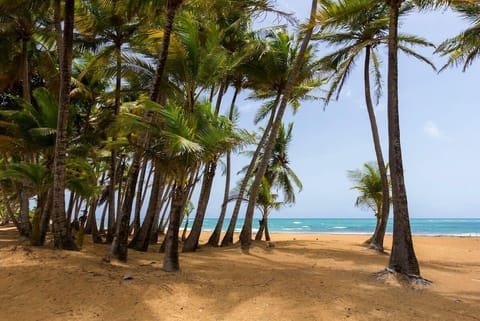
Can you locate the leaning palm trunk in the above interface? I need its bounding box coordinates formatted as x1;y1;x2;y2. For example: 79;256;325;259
221;91;281;247
110;155;141;261
240;0;317;248
386;1;420;277
182;160;217;252
84;170;105;235
155;184;173;238
130;158;150;234
51;0;77;250
363;45;390;252
109;0;183;260
208;85;240;246
129;163;166;251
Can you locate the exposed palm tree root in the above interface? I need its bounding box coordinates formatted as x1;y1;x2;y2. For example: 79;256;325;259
374;268;432;287
367;243;388;254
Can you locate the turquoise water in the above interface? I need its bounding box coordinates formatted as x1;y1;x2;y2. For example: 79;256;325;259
200;218;480;236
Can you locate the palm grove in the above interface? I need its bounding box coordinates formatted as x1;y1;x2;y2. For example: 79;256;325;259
0;0;477;278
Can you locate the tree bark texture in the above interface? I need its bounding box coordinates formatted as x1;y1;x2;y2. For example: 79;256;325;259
162;185;184;272
51;0;77;250
386;2;420;276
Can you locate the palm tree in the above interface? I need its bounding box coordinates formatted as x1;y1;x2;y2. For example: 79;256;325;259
155;100;235;271
239;0;318;248
75;0;143;243
436;2;480;72
222;28;321;247
348;162;390;242
315;0;435;252
182;101;248;252
246;123;302;241
51;0;77;250
109;0;185;262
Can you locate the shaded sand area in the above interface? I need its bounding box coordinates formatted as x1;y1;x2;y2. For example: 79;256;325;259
0;226;479;321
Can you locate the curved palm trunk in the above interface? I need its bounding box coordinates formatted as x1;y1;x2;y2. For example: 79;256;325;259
240;0;317;248
386;2;420;276
221;91;281;247
363;46;390;252
109;0;183;261
182;161;217;252
51;0;77;250
162;184;184;272
208;85;240;246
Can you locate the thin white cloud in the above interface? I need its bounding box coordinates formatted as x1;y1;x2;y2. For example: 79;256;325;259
239;103;255;113
424;120;441;137
423;120;453;142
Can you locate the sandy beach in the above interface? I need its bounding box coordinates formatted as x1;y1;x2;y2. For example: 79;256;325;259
0;226;479;321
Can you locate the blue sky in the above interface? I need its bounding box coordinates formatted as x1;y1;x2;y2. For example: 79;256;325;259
204;1;480;219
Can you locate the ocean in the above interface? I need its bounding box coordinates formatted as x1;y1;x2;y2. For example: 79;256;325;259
200;218;480;236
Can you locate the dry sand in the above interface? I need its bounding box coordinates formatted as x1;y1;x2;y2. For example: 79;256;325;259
0;226;479;321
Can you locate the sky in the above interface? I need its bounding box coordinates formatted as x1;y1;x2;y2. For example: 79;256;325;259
203;1;480;219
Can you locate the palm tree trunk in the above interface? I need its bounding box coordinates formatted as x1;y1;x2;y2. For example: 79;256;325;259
54;0;63;65
162;184;184;272
66;191;76;227
22;39;30;104
17;186;31;239
264;216;271;242
240;0;317;248
156;184;173;238
99;202;107;235
255;218;265;241
51;0;77;250
386;1;420;276
363;45;390;252
214;77;227;115
208;85;240;246
182;161;217;252
39;188;53;245
129;162;165;251
107;45;123;243
31;190;47;245
221;90;281;247
84;196;98;234
130;158;150;234
110;154;142;261
150;0;183;102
